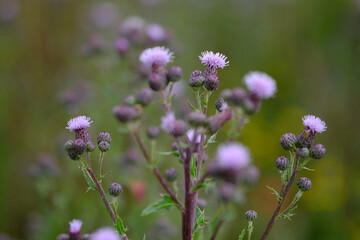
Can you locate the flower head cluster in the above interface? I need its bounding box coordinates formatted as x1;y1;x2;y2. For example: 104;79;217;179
216;143;251;170
69;219;82;234
66;116;92;132
90;227;120;240
244;71;277;99
199;51;229;69
139;46;174;67
302;115;327;133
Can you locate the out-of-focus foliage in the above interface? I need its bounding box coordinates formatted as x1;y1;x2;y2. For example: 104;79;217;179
0;0;359;239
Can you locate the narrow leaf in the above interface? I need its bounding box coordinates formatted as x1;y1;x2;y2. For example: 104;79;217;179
115;217;127;235
238;228;246;240
267;186;283;201
141;194;178;216
188;101;196;110
191;154;197;178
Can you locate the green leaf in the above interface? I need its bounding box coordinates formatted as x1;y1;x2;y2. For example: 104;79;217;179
157;151;180;157
188;101;196;110
193;231;199;240
206;132;218;146
267;186;283;201
301;167;315;171
115;217;127;235
143;234;146;240
193;206;207;233
82;168;97;191
141;194;178;216
238;228;246;240
277;205;298;220
99;170;112;182
191;154;197;178
192;178;215;192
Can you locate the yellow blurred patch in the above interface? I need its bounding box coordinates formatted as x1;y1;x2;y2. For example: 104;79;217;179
302;155;345;211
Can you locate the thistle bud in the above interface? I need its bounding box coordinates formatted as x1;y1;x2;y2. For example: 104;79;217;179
229;87;247;106
124;95;136;106
97;132;111;144
242;97;260;115
298;147;309;158
148;73;166;91
187;112;208;127
68;151;80;161
280;133;296;150
220;89;232;101
115;37;129;55
98;141;110;152
71;139;87;155
86;141;95;152
136;88;153;106
310;144;326;159
188;70;205;87
295;129;315;148
204;75;219;91
147;126;160;139
165;168;178;182
113;105;141;123
170;120;187;137
245;210;258;221
208;109;232;134
297;177;312;191
64;140;73;152
215;98;227;112
108;182;123;197
275;156;290;171
167;66;182;82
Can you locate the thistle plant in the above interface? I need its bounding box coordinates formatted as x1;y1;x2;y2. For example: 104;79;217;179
59;45;327;240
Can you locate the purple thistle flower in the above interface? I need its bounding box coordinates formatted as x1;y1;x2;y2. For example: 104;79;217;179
146;23;166;42
66;116;92;132
69;219;82;234
160;112;176;133
89;227;120;240
216;143;251;170
244;71;277;99
139;46;174;67
186;129;202;144
302;115;327;133
199;51;229;69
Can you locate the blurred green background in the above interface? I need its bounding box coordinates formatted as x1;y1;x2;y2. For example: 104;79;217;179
0;0;359;239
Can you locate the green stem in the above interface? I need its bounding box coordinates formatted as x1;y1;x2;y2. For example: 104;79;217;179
247;221;253;240
278;190;303;217
195;89;202;111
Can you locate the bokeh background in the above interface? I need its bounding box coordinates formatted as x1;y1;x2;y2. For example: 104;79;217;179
1;0;359;239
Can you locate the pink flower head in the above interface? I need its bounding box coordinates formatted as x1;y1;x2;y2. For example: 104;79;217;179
90;227;120;240
69;219;82;234
199;51;229;69
187;129;202;144
302;115;327;133
119;16;145;34
216;143;251;170
244;71;277;99
66;116;93;132
139;46;174;67
160;112;176;133
146;23;166;42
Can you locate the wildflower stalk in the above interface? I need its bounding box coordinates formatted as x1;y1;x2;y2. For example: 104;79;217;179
247;221;254;240
259;152;300;240
209;217;224;240
131;128;184;211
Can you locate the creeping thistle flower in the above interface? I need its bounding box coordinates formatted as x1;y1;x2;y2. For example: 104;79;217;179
139;46;174;67
146;23;166;42
186;129;202;144
66;116;92;132
199;51;229;70
216;142;251;170
66;116;93;144
296;115;327;148
89;227;120;240
199;51;229;82
302;115;327;133
244;71;277;99
69;219;82;235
